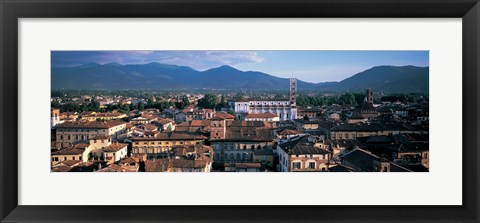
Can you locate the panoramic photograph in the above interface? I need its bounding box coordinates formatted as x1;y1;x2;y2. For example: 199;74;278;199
50;51;429;172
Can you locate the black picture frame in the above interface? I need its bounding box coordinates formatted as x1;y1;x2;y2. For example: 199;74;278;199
1;0;479;222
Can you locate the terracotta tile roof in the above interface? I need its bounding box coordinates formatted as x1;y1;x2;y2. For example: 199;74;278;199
219;128;274;142
154;118;174;125
142;124;158;131
172;159;209;169
214;112;235;120
226;120;269;128
278;129;298;135
119;157;140;165
82;112;125;118
51;165;72;172
52;147;85;155
96;164;137;172
176;122;190;127
74;143;90;149
132;132;207;141
144;159;170;172
191;120;205;126
103;143;128;152
61;160;82;167
245;112;278;119
56;120;126;129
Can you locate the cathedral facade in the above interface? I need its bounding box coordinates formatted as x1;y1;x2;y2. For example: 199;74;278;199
234;78;298;121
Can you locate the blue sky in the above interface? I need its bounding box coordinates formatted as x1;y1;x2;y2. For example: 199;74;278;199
51;51;428;83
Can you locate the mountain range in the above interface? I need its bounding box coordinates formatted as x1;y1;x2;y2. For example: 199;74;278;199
51;62;429;93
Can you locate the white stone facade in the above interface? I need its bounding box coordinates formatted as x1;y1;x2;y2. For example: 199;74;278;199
234;101;297;121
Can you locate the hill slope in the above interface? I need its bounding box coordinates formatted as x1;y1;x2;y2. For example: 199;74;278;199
51;63;429;93
333;65;429;93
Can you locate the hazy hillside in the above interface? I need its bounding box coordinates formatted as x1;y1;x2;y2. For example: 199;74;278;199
51;63;429;93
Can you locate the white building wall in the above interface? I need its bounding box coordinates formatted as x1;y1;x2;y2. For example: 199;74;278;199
234;101;296;121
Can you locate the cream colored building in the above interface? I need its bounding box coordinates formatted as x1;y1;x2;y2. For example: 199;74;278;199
55;120;127;148
51;144;91;166
51;108;63;128
277;136;331;172
131;132;207;158
88;136;128;163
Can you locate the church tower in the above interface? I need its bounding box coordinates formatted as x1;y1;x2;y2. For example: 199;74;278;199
366;88;374;104
289;78;297;107
289;78;297;120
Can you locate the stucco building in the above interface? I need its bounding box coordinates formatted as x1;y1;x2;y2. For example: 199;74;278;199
277;136;331;172
54;120;127;148
131;132;207;159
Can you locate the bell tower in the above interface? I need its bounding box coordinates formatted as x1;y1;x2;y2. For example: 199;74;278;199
289;78;297;107
366;88;374;104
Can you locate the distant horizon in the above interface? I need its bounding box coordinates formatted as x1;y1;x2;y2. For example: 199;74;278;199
52;62;429;85
51;51;429;83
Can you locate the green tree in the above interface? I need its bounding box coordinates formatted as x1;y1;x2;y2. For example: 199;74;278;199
296;95;308;106
198;93;219;109
146;99;154;109
219;94;227;108
181;96;190;108
339;93;356;105
51;101;61;109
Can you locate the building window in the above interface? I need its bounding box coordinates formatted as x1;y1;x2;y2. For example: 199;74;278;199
292;162;301;169
308;162;315;169
72;157;75;160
